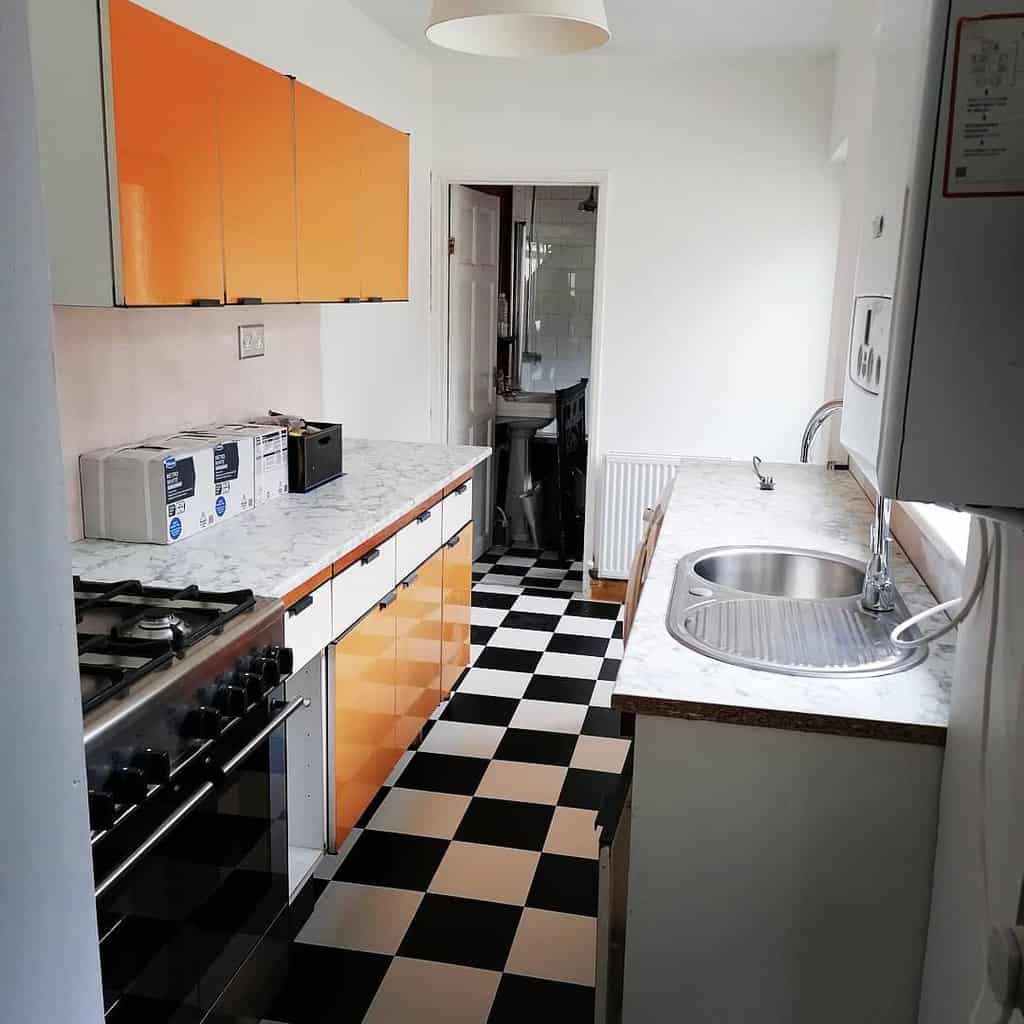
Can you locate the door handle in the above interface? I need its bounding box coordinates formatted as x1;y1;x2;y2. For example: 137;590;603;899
366;296;384;303
288;594;315;616
191;298;222;307
236;296;263;305
446;535;461;549
454;483;469;495
379;590;398;610
402;571;418;588
360;548;381;566
342;297;361;303
416;510;432;524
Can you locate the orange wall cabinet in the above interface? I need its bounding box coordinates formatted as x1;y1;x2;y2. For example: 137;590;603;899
294;83;365;302
215;48;298;304
108;0;224;306
441;527;473;700
394;553;444;751
333;602;398;847
360;118;410;302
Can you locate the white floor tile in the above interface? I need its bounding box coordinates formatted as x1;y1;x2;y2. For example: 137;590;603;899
506;908;597;987
606;638;625;659
469;644;484;665
570;735;631;774
544;807;599;860
429;841;540;905
524;566;567;579
296;882;423;955
367;788;471;839
509;699;588;735
496;555;537;567
418;720;505;759
488;627;552;652
590;681;615;708
473;582;524;596
513;595;572;615
555;615;617;639
471;606;510;627
536;651;604;680
456;668;532;700
476;760;568;805
363;957;501;1024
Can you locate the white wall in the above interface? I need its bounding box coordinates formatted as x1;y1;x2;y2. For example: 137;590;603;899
137;0;435;442
2;2;105;1018
433;54;840;570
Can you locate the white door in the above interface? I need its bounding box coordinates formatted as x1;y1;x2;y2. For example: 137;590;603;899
448;185;499;559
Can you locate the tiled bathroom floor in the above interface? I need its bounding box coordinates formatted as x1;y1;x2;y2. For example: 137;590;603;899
263;550;629;1024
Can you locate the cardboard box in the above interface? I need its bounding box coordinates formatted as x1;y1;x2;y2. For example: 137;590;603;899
169;431;256;522
80;439;216;544
207;423;289;505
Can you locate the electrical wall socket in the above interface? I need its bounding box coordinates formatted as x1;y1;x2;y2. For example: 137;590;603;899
238;324;266;360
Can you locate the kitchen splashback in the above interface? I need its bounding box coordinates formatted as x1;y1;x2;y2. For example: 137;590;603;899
54;304;322;540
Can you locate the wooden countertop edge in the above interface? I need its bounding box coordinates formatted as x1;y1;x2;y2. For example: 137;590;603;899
283;479;467;608
610;693;947;747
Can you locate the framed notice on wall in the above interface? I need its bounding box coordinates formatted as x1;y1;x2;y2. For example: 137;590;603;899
944;12;1024;196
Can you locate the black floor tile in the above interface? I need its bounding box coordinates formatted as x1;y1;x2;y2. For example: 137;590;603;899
599;658;622;681
453;797;556;851
472;571;487;582
471;624;497;645
565;599;620;620
494;728;578;768
488;974;595;1024
612;620;625;639
506;547;543;558
474;646;544;674
353;786;391;829
566;569;585;581
397;894;522;972
519;575;563;589
488;563;531;577
522;587;572;601
394;751;489;796
476;551;502;564
535;557;573;570
265;944;391;1024
558;768;622;812
333;830;447;891
526;853;600;917
502;610;561;632
547;633;610;658
581;707;626;738
523;675;596;706
441;693;519;727
472;591;518;610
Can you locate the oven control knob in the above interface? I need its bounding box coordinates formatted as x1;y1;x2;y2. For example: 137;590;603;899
264;644;294;678
132;748;171;786
107;765;149;806
88;790;117;832
236;670;267;704
213;684;248;718
181;706;223;740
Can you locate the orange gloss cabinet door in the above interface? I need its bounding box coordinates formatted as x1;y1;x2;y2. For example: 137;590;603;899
360;118;409;301
108;0;224;306
294;84;363;302
334;605;397;847
215;49;297;303
441;526;473;700
394;554;443;751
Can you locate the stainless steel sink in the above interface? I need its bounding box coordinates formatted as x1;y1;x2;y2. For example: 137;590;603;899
668;546;928;678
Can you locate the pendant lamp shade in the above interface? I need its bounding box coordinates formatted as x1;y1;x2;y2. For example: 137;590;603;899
426;0;611;57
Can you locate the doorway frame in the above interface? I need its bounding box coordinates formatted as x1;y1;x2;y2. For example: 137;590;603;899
430;169;611;593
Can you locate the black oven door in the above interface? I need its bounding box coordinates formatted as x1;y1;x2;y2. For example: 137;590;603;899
93;697;302;1023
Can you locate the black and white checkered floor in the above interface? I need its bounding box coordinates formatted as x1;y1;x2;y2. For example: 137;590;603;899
265;550;629;1024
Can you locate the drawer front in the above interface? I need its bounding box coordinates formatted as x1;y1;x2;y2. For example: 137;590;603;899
396;502;444;581
332;535;397;639
285;580;333;672
441;479;473;541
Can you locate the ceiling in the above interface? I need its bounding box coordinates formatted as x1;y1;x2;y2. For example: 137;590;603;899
349;0;851;57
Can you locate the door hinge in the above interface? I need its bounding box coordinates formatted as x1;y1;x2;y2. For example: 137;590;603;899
448;236;456;256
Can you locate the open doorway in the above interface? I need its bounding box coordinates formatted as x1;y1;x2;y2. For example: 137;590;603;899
444;181;601;584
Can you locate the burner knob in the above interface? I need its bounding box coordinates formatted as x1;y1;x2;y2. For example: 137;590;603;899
213;685;248;718
236;670;267;704
107;765;149;806
263;644;293;679
181;706;223;741
88;791;117;832
131;748;171;786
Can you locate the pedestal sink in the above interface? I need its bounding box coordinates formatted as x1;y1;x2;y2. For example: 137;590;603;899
497;393;556;546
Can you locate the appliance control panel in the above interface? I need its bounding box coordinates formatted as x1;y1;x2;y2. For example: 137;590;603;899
848;295;891;397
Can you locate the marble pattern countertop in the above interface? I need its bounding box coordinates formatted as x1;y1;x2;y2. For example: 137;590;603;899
613;460;956;744
70;438;491;600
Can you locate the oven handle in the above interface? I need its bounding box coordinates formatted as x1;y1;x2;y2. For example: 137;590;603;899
94;696;310;900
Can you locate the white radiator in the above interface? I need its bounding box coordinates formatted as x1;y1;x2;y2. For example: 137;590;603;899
597;453;681;579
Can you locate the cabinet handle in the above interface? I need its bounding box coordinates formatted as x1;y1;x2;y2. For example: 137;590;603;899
192;298;222;307
360;548;381;566
402;571;418;588
379;590;398;610
342;297;361;304
416;510;432;524
446;535;461;549
236;296;263;305
366;296;384;303
288;594;314;616
454;483;469;495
